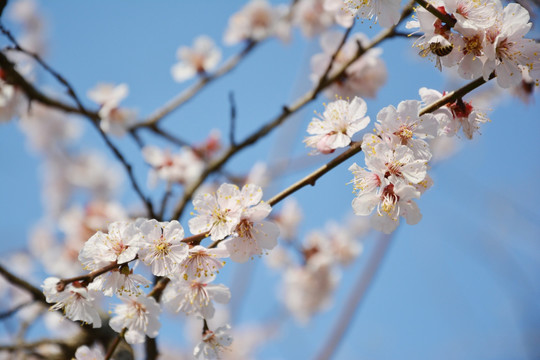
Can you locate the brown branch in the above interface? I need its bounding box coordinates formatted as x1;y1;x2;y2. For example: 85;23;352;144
56;261;122;290
105;328;126;360
414;0;457;27
0;264;46;304
313;19;356;94
0;300;34;320
267;141;363;206
136;40;259;128
419;74;494;115
0;24;86;111
314;233;393;360
170;1;416;220
0;50;155;218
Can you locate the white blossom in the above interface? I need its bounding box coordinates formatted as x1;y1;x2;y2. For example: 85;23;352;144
78;221;141;271
137;219;188;276
179;245;228;282
172;36;222;82
223;184;279;263
304;97;370;154
42;277;101;328
109;295;161;344
224;0;290;44
163;277;231;319
188;183;243;240
194;325;233;360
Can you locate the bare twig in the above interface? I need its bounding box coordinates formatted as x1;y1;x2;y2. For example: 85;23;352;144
0;24;87;111
136;40;258;128
105;328;126;360
0;301;35;320
0;50;155;218
313;19;356;94
419;74;494;115
228;91;237;146
56;261;122;290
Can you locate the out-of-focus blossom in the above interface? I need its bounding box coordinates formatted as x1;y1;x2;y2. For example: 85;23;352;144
311;32;387;99
224;0;290;44
172;36;222;82
109;294;161;344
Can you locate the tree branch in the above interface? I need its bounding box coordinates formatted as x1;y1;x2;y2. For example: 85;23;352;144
136;40;259;128
170;1;416;220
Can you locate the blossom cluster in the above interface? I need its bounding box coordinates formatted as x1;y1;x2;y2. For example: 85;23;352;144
304;90;489;234
40;183;278;359
407;0;540;88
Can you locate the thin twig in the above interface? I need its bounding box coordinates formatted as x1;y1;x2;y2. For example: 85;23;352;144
105;328;126;360
0;50;155;218
314;233;394;360
228;91;237;146
414;0;457;27
0;264;46;304
0;301;35;320
136;40;259;128
313;19;356;95
56;261;122;290
0;23;87;111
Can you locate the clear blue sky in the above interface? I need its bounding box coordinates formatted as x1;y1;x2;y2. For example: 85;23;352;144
1;1;540;359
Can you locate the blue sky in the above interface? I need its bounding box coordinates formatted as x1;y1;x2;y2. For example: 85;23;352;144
1;1;540;359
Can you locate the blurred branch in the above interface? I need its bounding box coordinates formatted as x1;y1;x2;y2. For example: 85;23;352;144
315;233;394;360
105;328;126;360
0;301;34;320
0;24;87;111
0;264;46;304
0;49;155;218
136;40;259;128
228;91;237;146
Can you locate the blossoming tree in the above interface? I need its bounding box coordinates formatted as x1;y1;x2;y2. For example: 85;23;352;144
0;0;539;359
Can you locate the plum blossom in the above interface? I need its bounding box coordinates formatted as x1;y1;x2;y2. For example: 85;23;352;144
42;277;101;328
87;83;137;136
137;219;188;276
311;32;387;99
172;36;222;82
162;277;231;319
282;261;339;322
224;0;290;44
274;198;303;241
109;294;161;344
419;87;488;139
74;345;105;360
88;264;151;297
304;96;370;154
292;0;335;37
0;71;24;123
365;143;428;185
374;100;438;160
179;245;229;282
78;221;141;271
188;183;244;240
142;146;204;187
194;325;233;360
482;3;540;88
222;184;280;263
344;0;402;28
352;182;422;234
